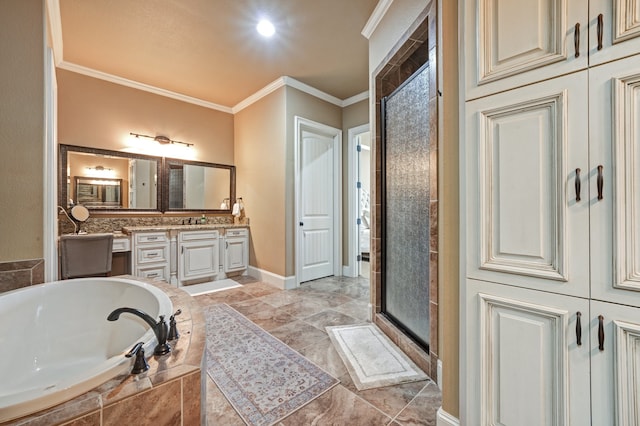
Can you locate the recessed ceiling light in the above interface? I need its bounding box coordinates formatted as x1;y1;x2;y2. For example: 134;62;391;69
256;19;275;37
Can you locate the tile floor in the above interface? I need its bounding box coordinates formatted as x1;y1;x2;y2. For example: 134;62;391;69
194;274;441;426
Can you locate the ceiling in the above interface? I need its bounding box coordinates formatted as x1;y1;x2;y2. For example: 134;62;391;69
57;0;378;109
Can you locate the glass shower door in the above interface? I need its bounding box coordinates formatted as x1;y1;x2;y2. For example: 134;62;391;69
381;62;431;350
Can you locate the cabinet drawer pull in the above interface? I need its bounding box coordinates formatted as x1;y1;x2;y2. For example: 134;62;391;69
597;14;604;51
574;168;581;202
147;273;159;278
598;315;605;351
576;311;582;346
573;23;580;58
597;165;604;200
147;236;158;241
146;253;159;258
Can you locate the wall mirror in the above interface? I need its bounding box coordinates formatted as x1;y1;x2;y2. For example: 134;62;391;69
60;144;161;211
162;158;235;212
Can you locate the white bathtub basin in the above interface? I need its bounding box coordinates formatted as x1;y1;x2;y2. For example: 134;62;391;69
0;277;173;422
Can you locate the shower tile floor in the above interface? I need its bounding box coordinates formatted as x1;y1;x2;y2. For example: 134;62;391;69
195;275;441;426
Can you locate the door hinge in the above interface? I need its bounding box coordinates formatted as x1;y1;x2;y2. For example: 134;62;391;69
356;218;361;225
357;144;362;152
356;181;362;189
356;254;362;261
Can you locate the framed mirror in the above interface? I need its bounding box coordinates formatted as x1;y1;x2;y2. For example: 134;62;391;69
60;144;162;211
162;158;235;212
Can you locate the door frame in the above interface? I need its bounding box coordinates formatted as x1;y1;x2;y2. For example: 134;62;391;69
346;123;370;277
294;116;342;286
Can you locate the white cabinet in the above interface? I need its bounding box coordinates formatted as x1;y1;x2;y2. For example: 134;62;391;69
466;279;590;426
464;0;640;100
131;231;170;282
224;228;249;274
462;1;640;424
178;230;219;284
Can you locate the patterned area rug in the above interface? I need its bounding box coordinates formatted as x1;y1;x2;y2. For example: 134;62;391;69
327;324;428;390
204;304;339;426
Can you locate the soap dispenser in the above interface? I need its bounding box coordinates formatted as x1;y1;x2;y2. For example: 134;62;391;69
200;214;206;224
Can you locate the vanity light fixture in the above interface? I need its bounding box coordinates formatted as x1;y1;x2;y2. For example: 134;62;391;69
129;132;194;148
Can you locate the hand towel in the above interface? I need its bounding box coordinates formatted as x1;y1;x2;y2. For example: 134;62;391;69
232;202;241;217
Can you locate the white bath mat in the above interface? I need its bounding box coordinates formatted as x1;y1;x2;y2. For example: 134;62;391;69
326;324;428;390
181;279;241;296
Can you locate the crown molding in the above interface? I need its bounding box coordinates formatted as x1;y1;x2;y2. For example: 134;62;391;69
231;77;287;113
283;76;344;106
361;0;394;39
58;61;234;114
343;91;369;107
45;0;63;66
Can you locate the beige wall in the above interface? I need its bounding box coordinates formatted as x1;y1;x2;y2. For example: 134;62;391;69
0;0;45;261
57;69;234;165
234;88;287;276
369;0;461;418
285;87;343;277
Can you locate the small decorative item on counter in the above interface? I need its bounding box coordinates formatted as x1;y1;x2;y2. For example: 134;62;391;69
200;214;206;224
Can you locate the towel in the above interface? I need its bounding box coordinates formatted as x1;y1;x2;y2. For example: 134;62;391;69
232;202;241;217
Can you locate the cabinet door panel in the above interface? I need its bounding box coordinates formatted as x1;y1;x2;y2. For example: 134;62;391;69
590;0;640;67
180;240;218;282
464;0;587;100
466;72;589;297
225;237;248;273
464;280;590;426
590;55;640;308
591;301;640;426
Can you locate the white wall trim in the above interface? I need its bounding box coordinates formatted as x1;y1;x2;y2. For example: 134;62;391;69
436;408;460;426
283;76;344;106
45;0;63;66
247;266;297;290
57;61;234;114
232;77;287;113
361;0;395;39
44;47;58;282
343;91;369;107
347;123;371;278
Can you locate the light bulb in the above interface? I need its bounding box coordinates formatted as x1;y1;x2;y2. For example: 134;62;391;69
257;19;275;37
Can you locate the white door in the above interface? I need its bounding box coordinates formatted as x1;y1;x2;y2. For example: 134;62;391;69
296;117;342;284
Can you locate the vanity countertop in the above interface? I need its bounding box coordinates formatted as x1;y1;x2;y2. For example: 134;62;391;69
122;223;249;233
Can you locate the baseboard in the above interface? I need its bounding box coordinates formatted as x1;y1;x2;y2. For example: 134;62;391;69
247;266;297;289
436;408;460;426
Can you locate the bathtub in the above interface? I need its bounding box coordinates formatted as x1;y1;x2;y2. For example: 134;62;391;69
0;277;173;422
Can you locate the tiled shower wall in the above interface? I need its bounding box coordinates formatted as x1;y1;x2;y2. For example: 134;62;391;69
371;2;439;379
0;259;44;293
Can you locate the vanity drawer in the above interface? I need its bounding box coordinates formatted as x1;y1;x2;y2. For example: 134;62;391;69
179;230;219;242
225;228;248;238
136;246;169;264
135;232;169;244
135;264;169;282
112;237;131;252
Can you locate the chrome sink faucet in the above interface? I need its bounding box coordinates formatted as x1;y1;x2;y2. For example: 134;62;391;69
107;307;171;356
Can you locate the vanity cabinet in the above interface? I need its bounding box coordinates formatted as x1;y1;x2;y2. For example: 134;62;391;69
131;231;170;282
223;228;249;274
461;0;640;423
178;230;219;284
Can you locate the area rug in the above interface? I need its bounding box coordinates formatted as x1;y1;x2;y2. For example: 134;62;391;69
204;303;339;426
181;278;241;296
326;323;428;390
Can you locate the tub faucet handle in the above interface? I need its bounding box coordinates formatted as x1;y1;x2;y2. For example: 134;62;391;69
126;342;149;374
168;309;182;341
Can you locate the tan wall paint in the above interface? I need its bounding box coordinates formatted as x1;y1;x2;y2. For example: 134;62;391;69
234;88;287;276
285;87;342;277
439;0;460;417
341;99;370;267
0;0;45;261
57;70;234;165
369;0;461;418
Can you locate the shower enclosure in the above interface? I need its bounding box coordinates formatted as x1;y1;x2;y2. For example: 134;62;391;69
381;62;431;350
